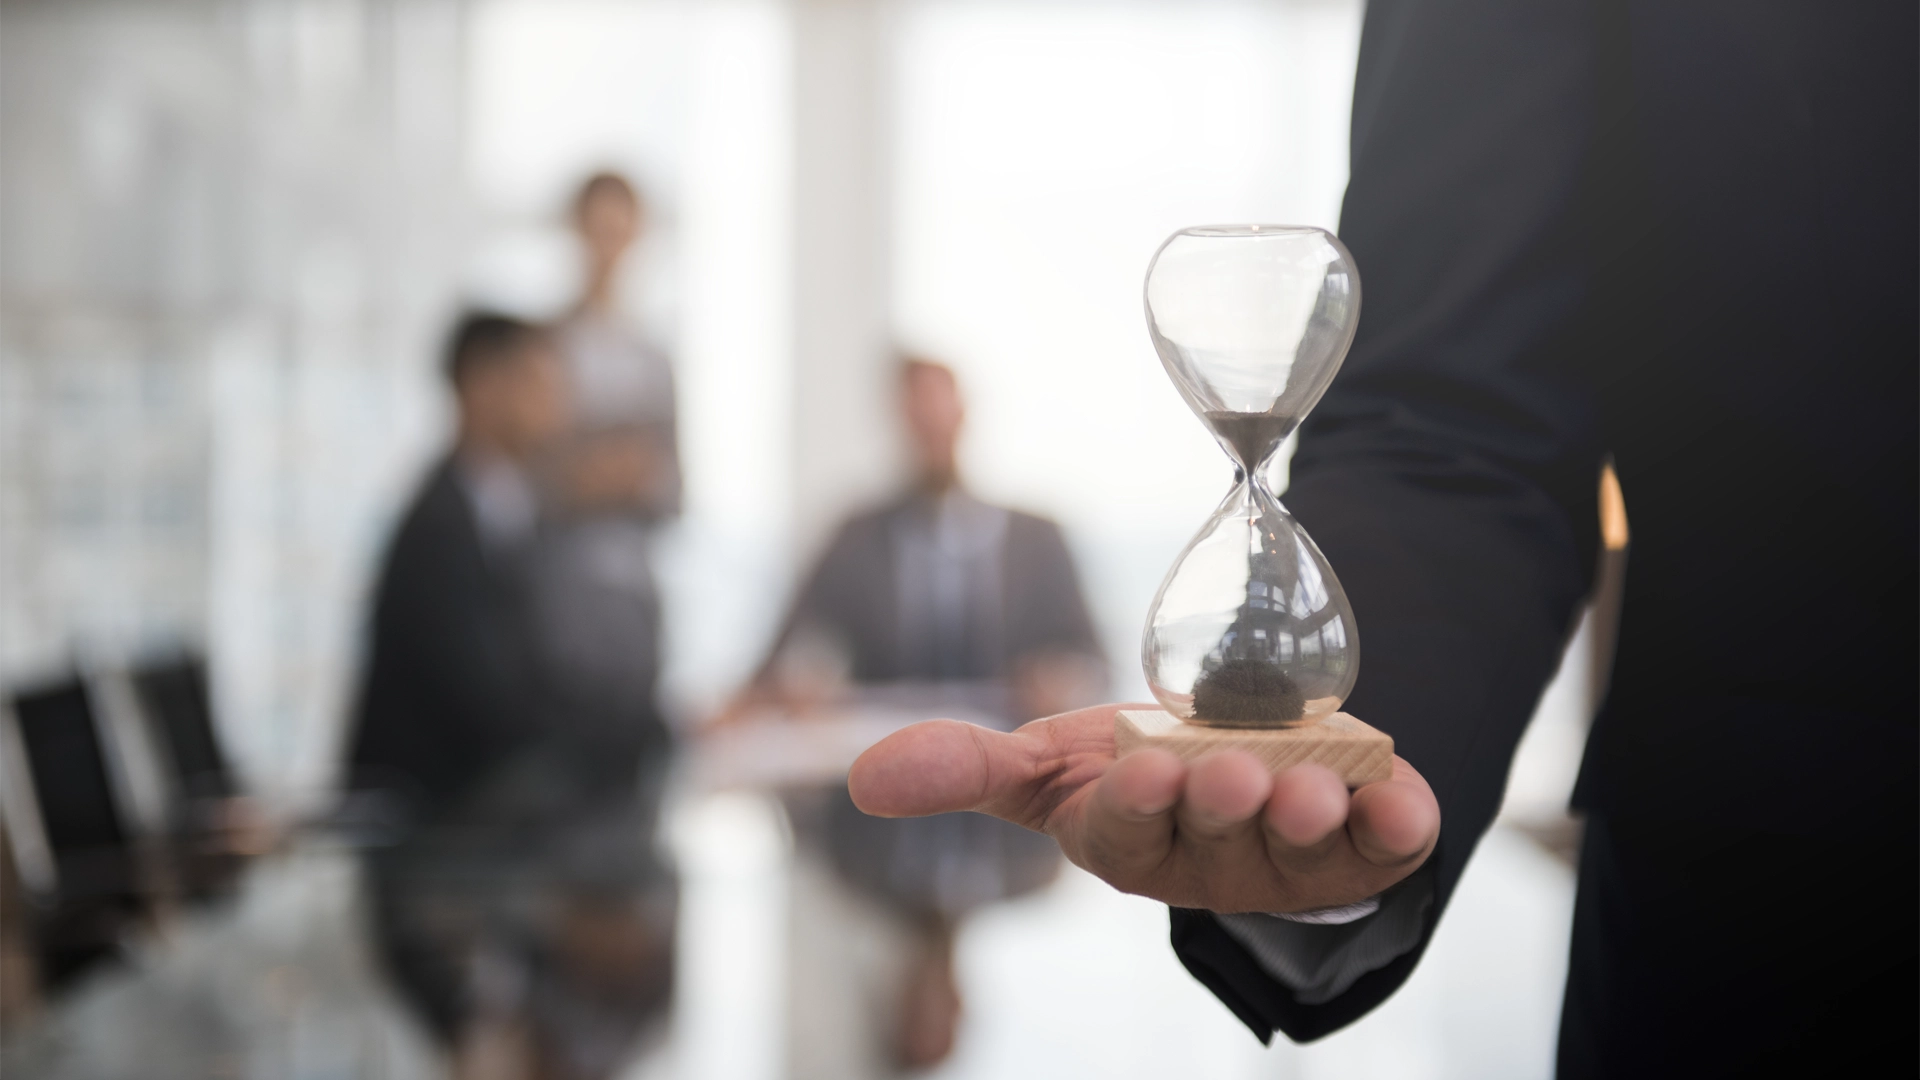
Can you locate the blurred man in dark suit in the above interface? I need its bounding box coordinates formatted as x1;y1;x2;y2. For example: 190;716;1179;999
350;314;567;816
851;2;1915;1075
350;313;673;1080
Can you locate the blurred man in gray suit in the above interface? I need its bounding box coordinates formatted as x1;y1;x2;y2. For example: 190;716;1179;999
746;357;1105;1075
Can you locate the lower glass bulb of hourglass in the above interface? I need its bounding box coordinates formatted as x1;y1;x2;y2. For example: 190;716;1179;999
1142;477;1358;727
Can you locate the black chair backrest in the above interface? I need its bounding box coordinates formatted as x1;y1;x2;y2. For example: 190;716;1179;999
130;655;233;803
7;675;147;989
9;678;128;867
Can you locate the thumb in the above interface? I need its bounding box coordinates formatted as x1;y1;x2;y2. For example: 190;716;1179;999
849;719;1019;818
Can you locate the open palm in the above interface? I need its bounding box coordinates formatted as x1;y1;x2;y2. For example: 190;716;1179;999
848;703;1439;914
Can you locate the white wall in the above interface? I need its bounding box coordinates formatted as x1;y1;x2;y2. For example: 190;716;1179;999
0;0;467;800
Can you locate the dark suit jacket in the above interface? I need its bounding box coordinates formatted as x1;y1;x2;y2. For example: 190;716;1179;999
348;458;550;820
350;458;677;1045
1170;1;1917;1073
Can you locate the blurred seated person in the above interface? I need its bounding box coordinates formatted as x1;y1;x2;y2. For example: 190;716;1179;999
348;313;673;1080
736;356;1105;1075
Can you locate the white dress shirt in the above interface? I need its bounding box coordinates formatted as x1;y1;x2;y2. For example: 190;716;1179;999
1215;872;1433;1005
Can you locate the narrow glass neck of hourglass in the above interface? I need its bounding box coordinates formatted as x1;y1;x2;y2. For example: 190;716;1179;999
1207;410;1294;482
1231;449;1284;495
1231;465;1286;516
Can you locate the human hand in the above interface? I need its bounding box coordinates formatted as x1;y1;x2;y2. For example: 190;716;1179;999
847;703;1439;914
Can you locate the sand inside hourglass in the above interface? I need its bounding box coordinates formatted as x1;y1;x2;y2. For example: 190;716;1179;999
1203;410;1294;471
1186;411;1318;729
1190;658;1305;727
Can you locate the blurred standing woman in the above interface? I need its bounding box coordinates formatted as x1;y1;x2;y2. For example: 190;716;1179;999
556;172;680;523
530;172;681;787
511;175;684;1077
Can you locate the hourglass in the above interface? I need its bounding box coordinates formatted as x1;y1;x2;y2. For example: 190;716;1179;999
1114;225;1392;785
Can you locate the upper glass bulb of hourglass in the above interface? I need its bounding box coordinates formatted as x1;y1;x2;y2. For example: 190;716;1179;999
1145;225;1360;471
1141;225;1362;727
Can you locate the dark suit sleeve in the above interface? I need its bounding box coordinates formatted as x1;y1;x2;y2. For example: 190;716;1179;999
388;521;541;735
1170;0;1609;1041
352;472;546;810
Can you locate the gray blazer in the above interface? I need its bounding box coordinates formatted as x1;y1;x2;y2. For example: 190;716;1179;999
770;490;1101;684
768;489;1104;917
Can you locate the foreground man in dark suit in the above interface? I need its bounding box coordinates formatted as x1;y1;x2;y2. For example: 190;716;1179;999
850;1;1916;1074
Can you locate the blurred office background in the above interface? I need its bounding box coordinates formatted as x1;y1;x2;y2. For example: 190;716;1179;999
0;1;1608;1077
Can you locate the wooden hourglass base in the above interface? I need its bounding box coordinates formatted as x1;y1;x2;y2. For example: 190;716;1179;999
1114;709;1394;787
